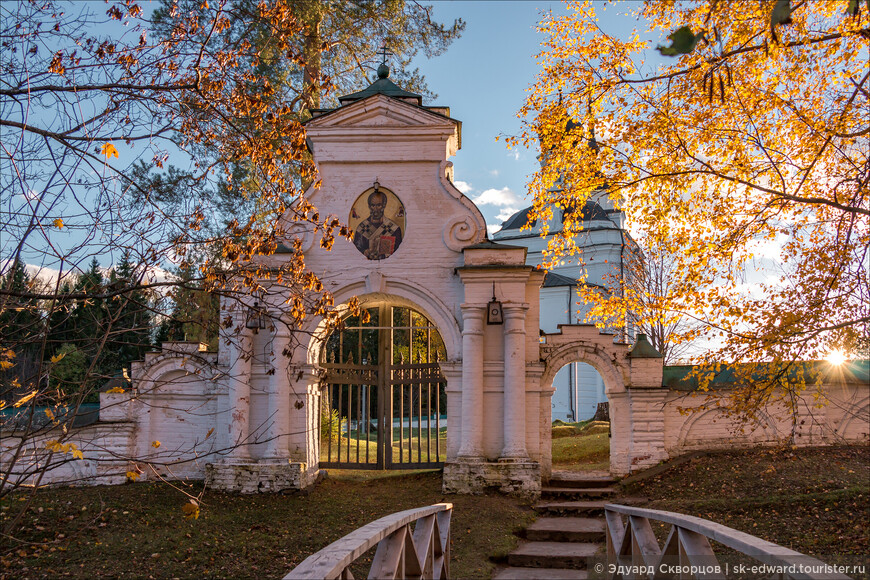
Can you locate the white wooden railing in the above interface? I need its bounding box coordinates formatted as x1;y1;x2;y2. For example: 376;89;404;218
605;504;852;580
285;503;452;580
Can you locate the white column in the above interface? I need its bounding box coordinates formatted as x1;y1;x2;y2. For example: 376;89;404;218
227;324;253;460
458;305;485;459
501;303;528;459
263;328;291;459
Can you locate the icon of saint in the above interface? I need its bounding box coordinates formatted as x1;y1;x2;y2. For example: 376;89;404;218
353;190;403;260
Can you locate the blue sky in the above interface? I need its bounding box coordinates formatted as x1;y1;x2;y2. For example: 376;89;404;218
409;1;560;235
406;1;651;235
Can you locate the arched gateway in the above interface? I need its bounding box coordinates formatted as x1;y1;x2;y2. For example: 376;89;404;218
201;66;553;495
200;68;672;493
540;326;666;477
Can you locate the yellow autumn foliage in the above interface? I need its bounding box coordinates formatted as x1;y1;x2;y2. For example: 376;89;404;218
516;0;869;423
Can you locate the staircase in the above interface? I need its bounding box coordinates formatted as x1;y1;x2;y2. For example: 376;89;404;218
494;472;643;580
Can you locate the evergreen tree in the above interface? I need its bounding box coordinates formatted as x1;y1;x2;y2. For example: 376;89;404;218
144;0;465;229
0;261;43;403
105;251;153;372
161;262;220;351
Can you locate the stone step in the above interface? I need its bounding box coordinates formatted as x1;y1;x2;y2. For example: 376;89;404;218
534;500;609;517
493;566;589;579
534;497;647;516
541;486;617;499
549;472;616;489
507;540;600;569
525;517;606;543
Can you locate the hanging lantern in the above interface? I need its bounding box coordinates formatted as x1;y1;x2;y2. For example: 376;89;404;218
245;301;267;333
487;283;503;325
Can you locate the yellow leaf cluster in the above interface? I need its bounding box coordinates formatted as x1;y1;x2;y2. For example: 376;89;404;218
181;499;200;520
45;440;84;460
516;0;869;420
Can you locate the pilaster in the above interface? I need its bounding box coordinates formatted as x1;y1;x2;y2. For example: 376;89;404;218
458;304;485;460
227;323;253;460
263;327;291;459
500;303;529;460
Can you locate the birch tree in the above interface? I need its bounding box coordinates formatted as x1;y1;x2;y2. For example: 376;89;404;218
515;0;869;421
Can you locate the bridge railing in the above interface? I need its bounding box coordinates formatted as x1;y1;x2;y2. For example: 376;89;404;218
605;504;851;580
285;503;452;580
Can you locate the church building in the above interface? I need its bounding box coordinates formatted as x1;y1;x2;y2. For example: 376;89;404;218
493;193;633;422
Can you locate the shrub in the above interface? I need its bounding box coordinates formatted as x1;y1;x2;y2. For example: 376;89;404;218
320;405;345;442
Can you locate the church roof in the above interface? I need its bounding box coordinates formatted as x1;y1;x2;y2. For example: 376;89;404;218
499;200;612;232
542;271;578;287
337;63;423;106
500;207;537;230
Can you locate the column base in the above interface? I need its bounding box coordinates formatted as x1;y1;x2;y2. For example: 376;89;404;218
205;459;319;493
497;455;530;463
443;459;541;498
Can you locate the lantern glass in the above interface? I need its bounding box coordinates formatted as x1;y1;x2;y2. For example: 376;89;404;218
487;299;503;325
246;302;267;331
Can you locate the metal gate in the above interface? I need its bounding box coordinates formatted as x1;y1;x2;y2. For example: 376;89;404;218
319;305;447;470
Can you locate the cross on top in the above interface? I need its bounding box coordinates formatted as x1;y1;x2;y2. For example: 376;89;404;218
379;43;393;66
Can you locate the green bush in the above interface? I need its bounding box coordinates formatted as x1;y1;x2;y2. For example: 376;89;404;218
320;405;345;442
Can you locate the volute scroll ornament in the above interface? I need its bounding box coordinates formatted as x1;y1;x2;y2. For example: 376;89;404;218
283;222;316;253
443;214;484;252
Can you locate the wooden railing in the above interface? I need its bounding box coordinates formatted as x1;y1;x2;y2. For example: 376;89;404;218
285;503;452;580
605;504;852;579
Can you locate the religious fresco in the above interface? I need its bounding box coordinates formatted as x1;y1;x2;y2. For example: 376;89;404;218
349;185;405;260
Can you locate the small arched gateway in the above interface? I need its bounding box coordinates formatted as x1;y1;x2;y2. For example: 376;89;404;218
539;326;666;477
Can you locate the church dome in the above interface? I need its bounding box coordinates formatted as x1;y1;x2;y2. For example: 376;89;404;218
494;199;616;239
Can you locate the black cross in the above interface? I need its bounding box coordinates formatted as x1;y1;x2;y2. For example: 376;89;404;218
379;43;393;66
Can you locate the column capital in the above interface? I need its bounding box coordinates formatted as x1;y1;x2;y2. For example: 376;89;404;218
502;303;529;314
460;304;485;335
460;303;487;315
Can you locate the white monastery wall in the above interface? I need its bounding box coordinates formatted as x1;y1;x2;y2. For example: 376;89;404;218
8;73;867;496
661;382;870;454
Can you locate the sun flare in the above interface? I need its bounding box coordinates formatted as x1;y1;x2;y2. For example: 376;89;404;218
826;349;847;366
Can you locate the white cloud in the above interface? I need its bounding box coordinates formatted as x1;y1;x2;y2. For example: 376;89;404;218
508;150;521;161
489;169;500;177
453;180;473;194
487;224;502;236
495;207;521;222
746;233;787;261
473;187;523;208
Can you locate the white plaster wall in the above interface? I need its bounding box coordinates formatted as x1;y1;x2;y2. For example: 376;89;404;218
0;422;137;488
133;347;223;478
660;382;870;454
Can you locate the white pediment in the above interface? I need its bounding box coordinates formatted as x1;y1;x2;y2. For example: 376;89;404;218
307;94;456;130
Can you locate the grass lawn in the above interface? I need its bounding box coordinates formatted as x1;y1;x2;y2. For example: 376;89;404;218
321;431;449;465
621;445;870;561
551;420;611;471
1;470;533;579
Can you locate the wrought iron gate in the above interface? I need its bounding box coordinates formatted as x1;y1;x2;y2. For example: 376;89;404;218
320;306;447;470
